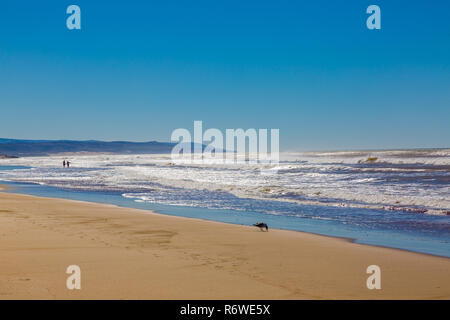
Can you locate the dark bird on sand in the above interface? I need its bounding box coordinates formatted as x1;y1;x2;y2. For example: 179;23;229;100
253;222;268;231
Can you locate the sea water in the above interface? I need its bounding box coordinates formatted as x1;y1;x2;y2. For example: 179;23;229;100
0;149;449;257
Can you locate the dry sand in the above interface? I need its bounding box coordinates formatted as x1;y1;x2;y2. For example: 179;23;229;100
0;188;449;299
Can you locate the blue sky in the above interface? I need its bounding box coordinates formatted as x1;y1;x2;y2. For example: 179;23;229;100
0;0;449;150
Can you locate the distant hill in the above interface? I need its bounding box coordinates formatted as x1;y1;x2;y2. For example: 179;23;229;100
0;138;178;157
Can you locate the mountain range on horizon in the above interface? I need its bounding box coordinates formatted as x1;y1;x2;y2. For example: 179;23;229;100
0;138;176;157
1;138;447;158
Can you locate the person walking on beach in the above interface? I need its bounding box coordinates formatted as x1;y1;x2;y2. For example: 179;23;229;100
63;160;66;168
66;160;70;168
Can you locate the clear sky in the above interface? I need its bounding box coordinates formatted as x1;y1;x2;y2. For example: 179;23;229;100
0;0;449;150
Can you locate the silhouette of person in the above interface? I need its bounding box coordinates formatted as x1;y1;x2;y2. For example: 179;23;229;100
66;161;70;168
63;160;66;168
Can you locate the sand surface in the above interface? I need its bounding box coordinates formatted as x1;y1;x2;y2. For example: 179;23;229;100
0;189;449;299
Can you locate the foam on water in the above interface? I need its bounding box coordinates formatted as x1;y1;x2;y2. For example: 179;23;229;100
0;150;449;216
1;150;449;257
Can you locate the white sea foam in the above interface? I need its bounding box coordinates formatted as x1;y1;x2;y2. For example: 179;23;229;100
0;149;449;215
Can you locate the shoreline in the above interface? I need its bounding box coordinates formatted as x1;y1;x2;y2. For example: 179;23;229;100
0;188;449;299
4;187;361;244
3;187;447;260
2;180;449;258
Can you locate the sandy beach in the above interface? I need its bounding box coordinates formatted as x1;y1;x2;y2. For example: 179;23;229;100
0;186;449;299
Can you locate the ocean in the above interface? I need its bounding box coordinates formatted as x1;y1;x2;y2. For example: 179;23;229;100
0;149;449;257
